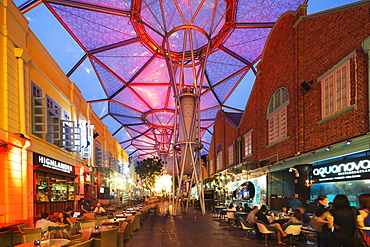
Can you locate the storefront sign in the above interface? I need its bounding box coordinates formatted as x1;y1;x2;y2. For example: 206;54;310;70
34;153;73;174
312;158;370;183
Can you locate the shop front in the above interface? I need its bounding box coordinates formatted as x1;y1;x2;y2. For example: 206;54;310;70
33;152;77;215
311;157;370;207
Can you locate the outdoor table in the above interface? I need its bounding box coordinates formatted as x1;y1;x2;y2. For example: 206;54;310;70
79;226;116;234
99;218;126;226
16;239;70;247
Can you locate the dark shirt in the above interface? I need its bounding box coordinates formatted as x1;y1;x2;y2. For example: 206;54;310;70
244;205;252;213
302;212;311;225
330;207;359;236
256;211;269;225
315;204;331;232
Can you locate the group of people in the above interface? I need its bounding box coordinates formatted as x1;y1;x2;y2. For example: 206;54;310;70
79;198;106;216
35;207;74;239
311;194;370;247
228;193;370;246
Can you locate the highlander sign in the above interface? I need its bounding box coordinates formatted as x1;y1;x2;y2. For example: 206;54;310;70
312;159;370;183
33;153;73;174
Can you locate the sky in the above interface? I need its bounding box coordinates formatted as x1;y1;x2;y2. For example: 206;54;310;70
12;0;360;155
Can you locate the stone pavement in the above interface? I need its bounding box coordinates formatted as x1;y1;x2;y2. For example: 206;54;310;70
125;208;318;247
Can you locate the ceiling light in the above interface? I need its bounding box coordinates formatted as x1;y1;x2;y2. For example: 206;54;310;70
346;140;352;145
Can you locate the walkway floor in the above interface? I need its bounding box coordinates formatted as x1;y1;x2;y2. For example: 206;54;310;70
125;208;318;247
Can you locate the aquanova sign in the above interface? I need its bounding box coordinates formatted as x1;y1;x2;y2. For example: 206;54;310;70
312;159;370;183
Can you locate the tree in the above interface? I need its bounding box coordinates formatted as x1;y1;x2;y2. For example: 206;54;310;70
135;157;165;193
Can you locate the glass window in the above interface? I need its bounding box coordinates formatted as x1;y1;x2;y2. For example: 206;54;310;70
216;144;222;171
267;88;289;145
321;60;350;118
228;144;234;166
244;131;252;156
209;159;214;175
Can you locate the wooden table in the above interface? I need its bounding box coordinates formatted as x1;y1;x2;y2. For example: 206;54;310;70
79;226;115;233
16;239;70;247
100;219;126;226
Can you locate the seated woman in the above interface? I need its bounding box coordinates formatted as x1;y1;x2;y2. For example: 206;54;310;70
256;205;289;245
57;207;74;231
226;203;236;211
278;206;290;218
282;209;302;230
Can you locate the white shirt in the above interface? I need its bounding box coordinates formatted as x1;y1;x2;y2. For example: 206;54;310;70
94;207;106;213
35;218;58;233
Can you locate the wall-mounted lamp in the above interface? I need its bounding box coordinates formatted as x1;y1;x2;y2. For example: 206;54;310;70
325;147;331;151
346;140;352;145
300;80;314;91
281;160;285;164
310;151;315;155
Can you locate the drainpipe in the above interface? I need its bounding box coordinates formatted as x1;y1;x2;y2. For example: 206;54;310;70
362;36;370;132
14;48;31;220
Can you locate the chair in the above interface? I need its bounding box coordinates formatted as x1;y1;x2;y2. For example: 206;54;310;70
95;216;108;224
91;227;118;247
22;227;42;243
123;219;133;241
117;222;128;247
239;217;255;240
74;238;93;247
226;211;236;226
68;231;91;246
0;230;12;247
132;212;141;231
284;223;302;247
12;222;31;245
84;213;95;220
256;220;277;246
80;221;96;230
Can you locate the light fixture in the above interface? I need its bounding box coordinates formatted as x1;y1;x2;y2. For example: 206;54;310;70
346;140;352;145
310;151;315;155
325;147;331;151
281;160;285;163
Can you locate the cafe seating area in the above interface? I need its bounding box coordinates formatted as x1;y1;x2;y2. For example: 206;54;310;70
0;201;159;247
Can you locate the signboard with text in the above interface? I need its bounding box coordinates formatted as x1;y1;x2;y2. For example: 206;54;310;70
33;153;73;174
312;158;370;183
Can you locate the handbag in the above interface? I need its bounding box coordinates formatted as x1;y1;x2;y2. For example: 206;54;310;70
309;216;324;232
350;208;369;247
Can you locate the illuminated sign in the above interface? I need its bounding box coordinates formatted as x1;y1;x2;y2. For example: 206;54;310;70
312;159;370;183
33;153;73;174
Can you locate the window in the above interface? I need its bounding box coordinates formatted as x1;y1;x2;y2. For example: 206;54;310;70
244;131;252;157
228;144;234;166
209;159;214;175
216;144;222;171
321;60;350;118
267;88;289;145
32;82;42;98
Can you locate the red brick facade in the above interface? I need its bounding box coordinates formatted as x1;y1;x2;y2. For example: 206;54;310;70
208;3;370;175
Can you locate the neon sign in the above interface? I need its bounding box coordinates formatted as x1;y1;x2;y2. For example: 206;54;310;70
34;153;73;174
312;159;370;183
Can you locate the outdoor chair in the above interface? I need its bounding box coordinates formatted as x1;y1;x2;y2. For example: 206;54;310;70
284;223;302;247
0;230;12;247
239;217;255;240
256;220;277;246
123;219;133;241
68;231;91;246
91;227;118;247
80;221;96;230
117;222;128;247
226;211;237;226
74;238;93;247
95;216;108;224
132;212;141;231
84;212;95;220
22;227;42;243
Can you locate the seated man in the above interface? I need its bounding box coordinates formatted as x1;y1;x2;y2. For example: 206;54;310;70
35;213;59;238
94;203;106;216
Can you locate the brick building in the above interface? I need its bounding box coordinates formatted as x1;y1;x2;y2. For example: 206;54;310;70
208;2;370;209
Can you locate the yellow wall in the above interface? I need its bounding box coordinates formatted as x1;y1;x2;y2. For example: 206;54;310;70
0;0;129;223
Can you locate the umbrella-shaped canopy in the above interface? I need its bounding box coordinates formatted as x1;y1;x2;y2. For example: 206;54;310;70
18;0;307;160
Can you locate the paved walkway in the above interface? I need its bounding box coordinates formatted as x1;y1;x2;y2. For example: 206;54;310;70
125;207;318;247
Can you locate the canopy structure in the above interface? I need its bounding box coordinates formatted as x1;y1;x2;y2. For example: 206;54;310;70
18;0;307;161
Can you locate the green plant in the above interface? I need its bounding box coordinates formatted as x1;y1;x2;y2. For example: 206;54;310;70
135;157;165;193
